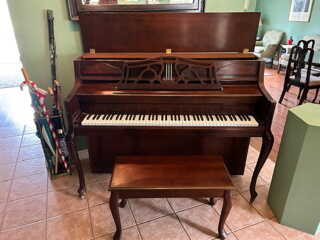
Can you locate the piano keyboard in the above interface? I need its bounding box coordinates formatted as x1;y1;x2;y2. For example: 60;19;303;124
81;113;259;127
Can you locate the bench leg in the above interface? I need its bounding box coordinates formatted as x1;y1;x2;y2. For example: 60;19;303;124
110;192;122;240
209;197;216;206
119;199;127;208
218;190;232;240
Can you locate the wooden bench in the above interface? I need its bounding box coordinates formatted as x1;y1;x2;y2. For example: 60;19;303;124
109;155;235;240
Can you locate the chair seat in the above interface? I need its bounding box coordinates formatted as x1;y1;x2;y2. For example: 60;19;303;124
110;155;234;190
290;71;320;87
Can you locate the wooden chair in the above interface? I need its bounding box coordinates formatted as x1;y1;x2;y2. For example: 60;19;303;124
109;155;235;240
279;40;320;105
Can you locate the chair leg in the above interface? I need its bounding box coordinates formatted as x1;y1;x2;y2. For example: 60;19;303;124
279;83;291;104
297;87;303;99
298;88;309;105
218;191;232;240
119;199;127;208
312;88;319;103
110;192;122;240
209;197;216;206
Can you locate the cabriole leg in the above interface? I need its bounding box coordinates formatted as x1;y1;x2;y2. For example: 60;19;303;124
110;192;122;240
218;190;232;240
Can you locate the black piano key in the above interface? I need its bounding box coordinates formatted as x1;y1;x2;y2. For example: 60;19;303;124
205;114;209;121
199;115;204;121
216;115;221;121
244;114;250;121
187;115;190;121
222;114;227;121
237;114;243;121
92;114;97;120
183;115;186;121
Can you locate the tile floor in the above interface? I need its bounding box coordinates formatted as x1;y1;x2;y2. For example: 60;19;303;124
0;71;320;239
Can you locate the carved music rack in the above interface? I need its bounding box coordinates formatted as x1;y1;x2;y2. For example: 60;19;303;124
118;57;222;91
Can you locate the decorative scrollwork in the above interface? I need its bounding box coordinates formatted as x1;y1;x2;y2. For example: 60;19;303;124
119;57;222;90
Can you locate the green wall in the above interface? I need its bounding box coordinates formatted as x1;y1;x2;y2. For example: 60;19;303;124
206;0;256;12
256;0;320;42
7;0;82;98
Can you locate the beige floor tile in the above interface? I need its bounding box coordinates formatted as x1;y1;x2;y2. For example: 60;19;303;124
234;221;285;240
268;219;320;240
231;167;266;192
246;145;259;164
177;204;231;240
0;181;11;203
0;136;21;151
0;221;46;240
47;209;93;240
87;180;110;207
168;198;206;212
242;185;274;219
47;187;88;218
90;203;135;237
82;159;110;184
0;150;18;165
0;126;24;138
24;124;36;134
18;144;44;161
0;164;15;182
8;173;47;201
248;159;275;184
21;134;41;147
0;202;6;227
129;198;173;224
214;194;264;232
48;172;79;192
95;226;141;240
138;215;189;240
14;157;46;178
2;194;46;230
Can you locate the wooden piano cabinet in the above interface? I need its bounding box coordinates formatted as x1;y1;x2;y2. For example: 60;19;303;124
65;12;276;204
88;133;250;175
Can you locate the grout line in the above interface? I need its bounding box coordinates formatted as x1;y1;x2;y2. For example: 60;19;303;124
127;200;144;240
266;220;288;240
86;189;95;239
166;198;192;240
0;128;23;231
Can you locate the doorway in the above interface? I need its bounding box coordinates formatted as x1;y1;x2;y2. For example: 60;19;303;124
0;0;23;89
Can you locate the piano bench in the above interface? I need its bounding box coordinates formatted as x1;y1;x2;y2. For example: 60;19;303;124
109;155;235;240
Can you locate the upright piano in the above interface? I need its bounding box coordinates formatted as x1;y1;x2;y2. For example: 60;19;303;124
65;12;275;203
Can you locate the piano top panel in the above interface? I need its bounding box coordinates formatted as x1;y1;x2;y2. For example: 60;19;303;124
79;12;260;53
81;52;258;60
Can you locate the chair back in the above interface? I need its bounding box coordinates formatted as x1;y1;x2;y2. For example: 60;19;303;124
285;40;314;85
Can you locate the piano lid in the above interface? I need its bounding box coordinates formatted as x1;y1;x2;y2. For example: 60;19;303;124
79;12;260;54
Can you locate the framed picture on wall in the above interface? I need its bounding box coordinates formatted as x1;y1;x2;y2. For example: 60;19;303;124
67;0;205;21
289;0;314;22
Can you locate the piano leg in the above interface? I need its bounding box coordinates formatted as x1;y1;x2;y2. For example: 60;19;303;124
250;130;274;203
67;131;86;199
